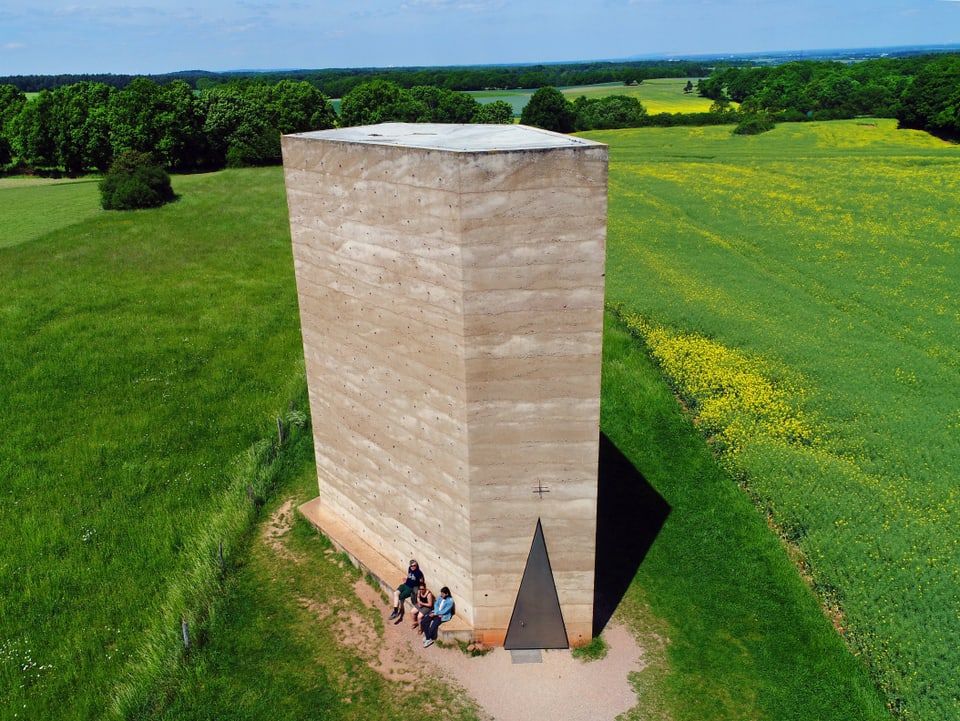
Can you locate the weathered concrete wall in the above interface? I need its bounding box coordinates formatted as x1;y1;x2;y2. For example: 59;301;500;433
282;123;607;646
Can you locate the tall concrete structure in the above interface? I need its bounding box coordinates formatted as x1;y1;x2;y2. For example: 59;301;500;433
282;123;607;647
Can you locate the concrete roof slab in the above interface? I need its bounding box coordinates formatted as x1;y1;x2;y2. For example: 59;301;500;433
287;122;605;153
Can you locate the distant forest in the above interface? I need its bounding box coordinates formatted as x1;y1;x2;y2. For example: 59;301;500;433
697;53;960;132
0;60;711;95
1;54;958;176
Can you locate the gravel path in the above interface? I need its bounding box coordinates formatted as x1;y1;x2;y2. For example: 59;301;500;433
271;502;645;720
368;578;645;721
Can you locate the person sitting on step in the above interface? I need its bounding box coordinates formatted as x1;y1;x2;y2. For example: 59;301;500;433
420;586;454;648
388;559;423;623
410;580;435;631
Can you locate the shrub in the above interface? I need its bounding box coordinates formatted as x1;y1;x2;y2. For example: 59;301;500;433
574;94;647;131
571;635;608;661
733;114;776;135
99;149;175;210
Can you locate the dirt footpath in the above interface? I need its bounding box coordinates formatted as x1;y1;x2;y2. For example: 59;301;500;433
355;576;645;721
270;501;645;721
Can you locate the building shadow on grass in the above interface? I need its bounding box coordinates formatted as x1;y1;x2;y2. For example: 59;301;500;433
593;432;671;636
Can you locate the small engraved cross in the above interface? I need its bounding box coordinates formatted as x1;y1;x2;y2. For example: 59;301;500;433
532;481;550;499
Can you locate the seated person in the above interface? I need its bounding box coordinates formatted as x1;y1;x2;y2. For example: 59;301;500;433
411;581;435;630
420;586;454;648
388;559;423;622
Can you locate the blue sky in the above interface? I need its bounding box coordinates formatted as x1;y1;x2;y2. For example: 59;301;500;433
2;0;959;76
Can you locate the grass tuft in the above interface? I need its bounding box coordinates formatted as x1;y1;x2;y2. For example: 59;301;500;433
571;636;608;662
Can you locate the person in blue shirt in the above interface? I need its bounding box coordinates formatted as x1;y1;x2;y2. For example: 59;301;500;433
388;559;424;623
420;586;454;648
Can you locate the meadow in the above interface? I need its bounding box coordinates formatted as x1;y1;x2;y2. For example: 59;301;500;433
0;177;102;248
583;118;960;720
0;170;310;718
469;77;712;115
1;115;954;720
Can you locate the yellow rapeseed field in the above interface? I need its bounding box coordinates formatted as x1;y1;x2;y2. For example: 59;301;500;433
590;118;960;721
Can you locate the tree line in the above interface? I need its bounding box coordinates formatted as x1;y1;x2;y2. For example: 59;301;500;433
3;53;958;176
0;60;711;95
0;79;515;175
0;76;665;175
696;53;960;139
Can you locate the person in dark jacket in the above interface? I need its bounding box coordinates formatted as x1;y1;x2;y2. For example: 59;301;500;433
388;559;424;623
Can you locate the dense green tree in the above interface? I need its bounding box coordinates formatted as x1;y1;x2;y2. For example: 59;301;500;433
408;85;482;123
517;71;549;89
848;58;911;115
0;84;26;166
9;90;57;168
573;94;647;130
99;149;174;210
50;81;114;174
107;77;164;157
339;81;502;126
848;81;898;116
520;86;575;133
720;66;770;103
695;59;931;121
154;80;207;170
753;63;817;112
201;87;252;165
106;78;208;170
697;75;726;101
225;125;281;168
9;80;117;173
709;97;734;114
897;54;960;138
0;84;25;123
736;96;762;114
269;80;337;134
473;100;514;124
201;85;278;167
808;71;858;114
338;80;419;126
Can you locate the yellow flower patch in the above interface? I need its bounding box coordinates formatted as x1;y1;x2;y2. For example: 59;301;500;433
615;308;812;463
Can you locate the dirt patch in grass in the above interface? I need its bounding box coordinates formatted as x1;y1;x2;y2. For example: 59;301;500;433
274;499;645;720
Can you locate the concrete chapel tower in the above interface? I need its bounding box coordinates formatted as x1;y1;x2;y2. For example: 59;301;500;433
281;123;607;647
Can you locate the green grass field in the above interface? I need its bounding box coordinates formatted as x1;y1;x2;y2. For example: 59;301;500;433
602;313;888;721
565;77;714;113
583;118;960;720
0;169;310;718
2;116;955;720
469;77;712;116
0;177;103;248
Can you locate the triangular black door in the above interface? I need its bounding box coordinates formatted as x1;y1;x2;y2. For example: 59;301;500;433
503;518;569;649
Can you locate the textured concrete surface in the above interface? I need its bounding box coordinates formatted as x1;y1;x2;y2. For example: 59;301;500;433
282;123;607;646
